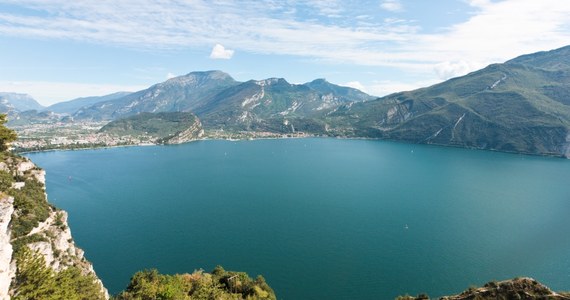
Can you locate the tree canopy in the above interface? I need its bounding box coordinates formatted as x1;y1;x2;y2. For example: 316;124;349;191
0;114;17;152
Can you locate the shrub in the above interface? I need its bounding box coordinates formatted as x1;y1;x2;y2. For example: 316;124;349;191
12;246;106;300
0;170;13;192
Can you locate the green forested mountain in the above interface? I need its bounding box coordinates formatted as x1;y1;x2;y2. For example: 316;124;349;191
99;112;203;144
324;45;570;157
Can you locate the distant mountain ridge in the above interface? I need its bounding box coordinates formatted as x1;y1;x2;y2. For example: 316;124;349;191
72;71;375;132
47;92;132;114
5;45;570;157
323;45;570;157
0;92;44;114
73;71;240;120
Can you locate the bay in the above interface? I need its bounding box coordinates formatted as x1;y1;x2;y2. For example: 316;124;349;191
26;138;570;299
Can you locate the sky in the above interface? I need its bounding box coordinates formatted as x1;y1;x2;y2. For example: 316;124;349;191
1;0;570;106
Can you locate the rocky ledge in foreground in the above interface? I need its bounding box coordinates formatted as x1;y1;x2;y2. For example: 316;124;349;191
399;278;570;300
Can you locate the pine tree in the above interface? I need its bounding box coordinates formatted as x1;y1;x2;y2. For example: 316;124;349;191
0;114;16;152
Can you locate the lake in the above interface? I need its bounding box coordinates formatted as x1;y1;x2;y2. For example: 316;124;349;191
26;138;570;299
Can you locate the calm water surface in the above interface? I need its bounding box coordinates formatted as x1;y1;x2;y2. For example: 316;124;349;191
27;139;570;299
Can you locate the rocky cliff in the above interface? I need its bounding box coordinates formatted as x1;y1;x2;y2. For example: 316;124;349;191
399;278;570;300
160;116;204;145
0;155;107;299
0;195;14;300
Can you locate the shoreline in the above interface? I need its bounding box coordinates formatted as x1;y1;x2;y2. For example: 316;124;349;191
16;134;570;160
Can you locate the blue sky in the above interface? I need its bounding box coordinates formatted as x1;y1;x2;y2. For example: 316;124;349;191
1;0;570;106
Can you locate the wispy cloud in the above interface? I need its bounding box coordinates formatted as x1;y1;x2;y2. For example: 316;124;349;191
342;79;438;97
380;0;403;12
0;0;569;81
210;44;234;59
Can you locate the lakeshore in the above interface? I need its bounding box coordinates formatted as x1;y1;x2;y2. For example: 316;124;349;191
27;137;570;299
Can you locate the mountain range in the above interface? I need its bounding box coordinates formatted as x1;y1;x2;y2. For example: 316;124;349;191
324;45;570;157
2;45;570;157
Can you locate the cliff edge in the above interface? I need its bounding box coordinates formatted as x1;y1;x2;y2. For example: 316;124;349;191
0;155;107;299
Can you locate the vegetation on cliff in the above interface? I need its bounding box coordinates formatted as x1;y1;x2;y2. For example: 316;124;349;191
12;247;106;300
0;114;17;152
396;278;570;300
1;114;107;299
114;266;276;300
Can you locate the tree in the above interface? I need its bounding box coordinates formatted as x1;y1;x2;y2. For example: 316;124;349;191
0;114;17;152
13;247;106;300
12;246;56;300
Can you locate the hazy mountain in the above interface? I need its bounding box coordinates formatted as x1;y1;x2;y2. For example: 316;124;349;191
0;92;44;113
324;45;570;157
47;91;132;114
73;71;239;120
0;93;54;125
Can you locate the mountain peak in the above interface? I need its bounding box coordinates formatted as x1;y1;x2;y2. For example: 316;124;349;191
309;78;328;84
0;92;45;112
162;70;237;89
254;78;289;87
506;44;570;70
184;70;233;80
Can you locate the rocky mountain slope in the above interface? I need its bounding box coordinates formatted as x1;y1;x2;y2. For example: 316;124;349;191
324;45;570;157
73;71;240;121
72;71;375;131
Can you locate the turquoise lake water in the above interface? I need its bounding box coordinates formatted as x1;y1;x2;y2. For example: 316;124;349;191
27;138;570;299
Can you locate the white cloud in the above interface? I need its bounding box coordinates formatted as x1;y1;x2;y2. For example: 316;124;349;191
0;0;569;81
413;0;570;77
342;79;438;97
433;61;484;80
380;0;403;12
0;80;148;106
210;44;234;59
166;72;176;79
342;81;366;92
365;80;438;97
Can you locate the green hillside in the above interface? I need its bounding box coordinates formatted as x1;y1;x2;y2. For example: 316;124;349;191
324;46;570;157
99;112;203;144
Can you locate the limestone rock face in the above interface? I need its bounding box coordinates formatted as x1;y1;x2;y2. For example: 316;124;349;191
1;156;108;299
0;196;14;300
165;117;204;144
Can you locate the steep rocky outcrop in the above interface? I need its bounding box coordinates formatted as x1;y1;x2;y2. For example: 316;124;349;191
0;196;14;300
0;156;108;299
399;278;570;300
442;278;570;300
162;116;204;144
